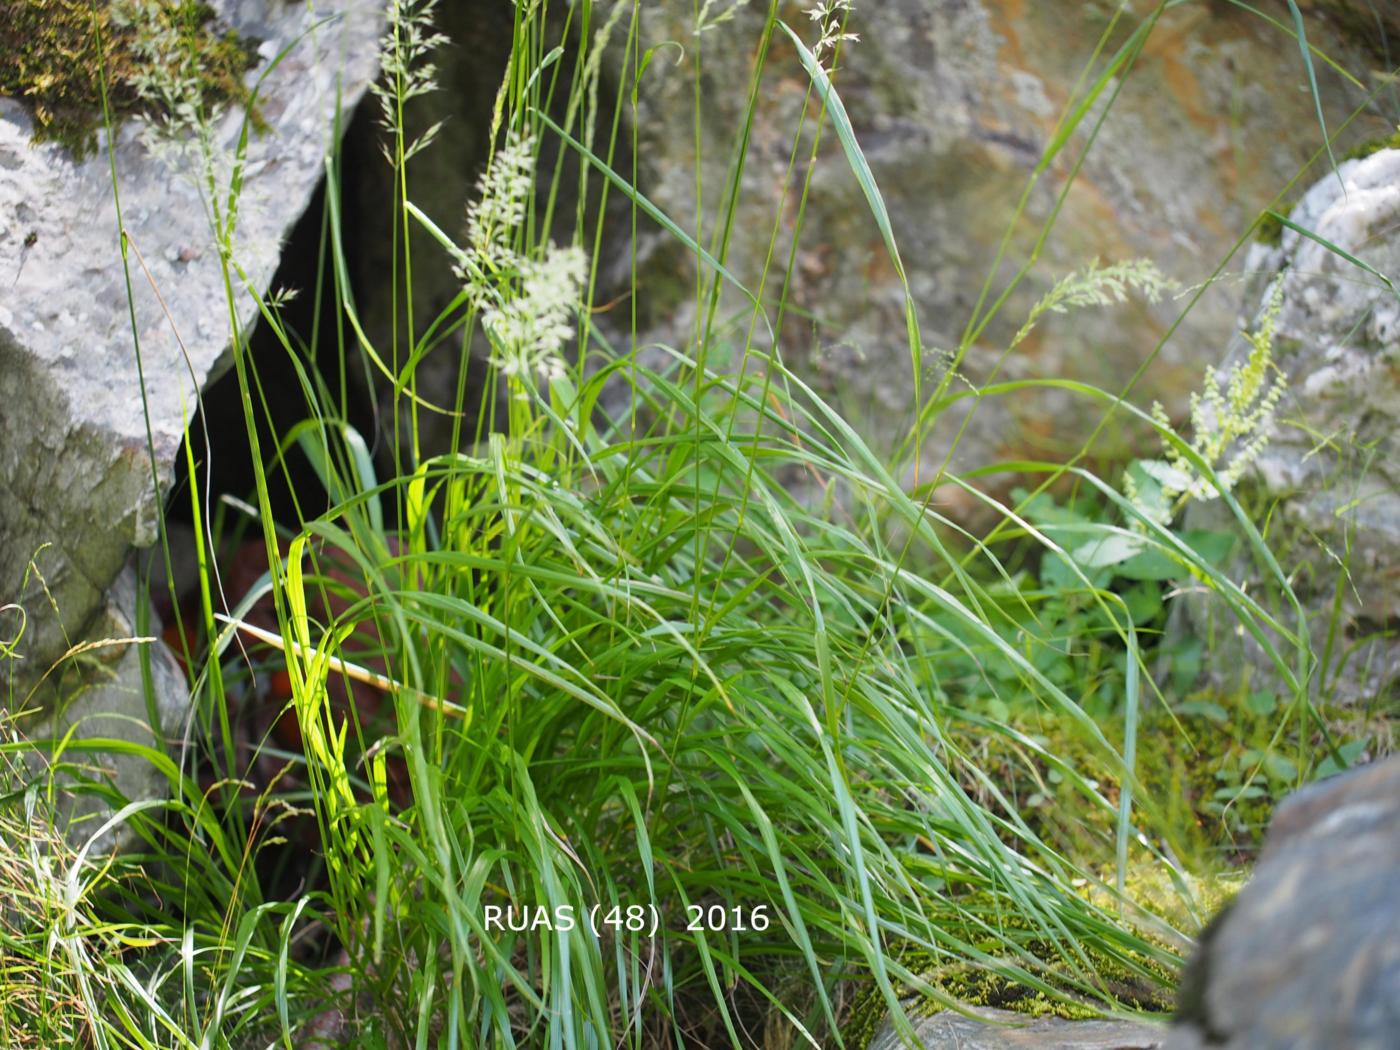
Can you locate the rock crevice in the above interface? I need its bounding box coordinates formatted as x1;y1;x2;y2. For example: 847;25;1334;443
0;0;384;824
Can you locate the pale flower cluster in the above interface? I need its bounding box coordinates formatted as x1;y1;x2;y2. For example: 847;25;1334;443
113;0;211;130
807;0;859;63
481;248;588;383
454;131;586;385
110;0;225;175
463;131;535;265
1146;278;1289;508
372;0;450;161
1010;258;1175;352
695;0;751;36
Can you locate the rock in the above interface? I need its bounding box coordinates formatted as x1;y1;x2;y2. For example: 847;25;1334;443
0;0;383;820
310;2;1390;487
1165;756;1400;1049
33;567;189;846
866;1005;1163;1049
1175;148;1400;704
585;1;1389;504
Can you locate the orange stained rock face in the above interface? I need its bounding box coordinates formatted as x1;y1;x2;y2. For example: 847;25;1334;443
982;0;1244;156
990;0;1031;77
1138;6;1217;134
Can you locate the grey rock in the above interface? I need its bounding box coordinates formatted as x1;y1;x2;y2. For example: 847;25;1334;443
585;0;1389;505
1165;756;1400;1050
1176;148;1400;704
0;0;383;816
34;567;189;847
867;1006;1163;1049
333;2;1391;480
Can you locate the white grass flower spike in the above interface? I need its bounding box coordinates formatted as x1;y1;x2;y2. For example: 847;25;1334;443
807;0;859;64
454;130;587;386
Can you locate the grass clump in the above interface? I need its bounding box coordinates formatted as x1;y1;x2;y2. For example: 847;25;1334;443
0;0;257;156
0;744;89;1050
3;0;1385;1045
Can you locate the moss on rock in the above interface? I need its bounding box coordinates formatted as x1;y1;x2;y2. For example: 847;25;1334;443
0;0;258;157
1255;208;1286;247
1255;135;1400;246
1342;130;1400;162
838;894;1177;1049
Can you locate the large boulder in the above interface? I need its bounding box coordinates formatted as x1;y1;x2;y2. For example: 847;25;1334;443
587;0;1389;503
1165;756;1400;1049
312;2;1391;489
1175;148;1400;704
0;0;383;826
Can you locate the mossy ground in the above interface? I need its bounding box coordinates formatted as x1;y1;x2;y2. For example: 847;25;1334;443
838;894;1179;1049
0;0;257;156
971;695;1342;871
836;671;1363;1048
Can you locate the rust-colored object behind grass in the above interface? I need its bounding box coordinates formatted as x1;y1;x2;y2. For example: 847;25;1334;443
161;534;413;809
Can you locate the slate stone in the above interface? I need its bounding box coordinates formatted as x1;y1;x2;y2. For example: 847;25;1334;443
1165;757;1400;1050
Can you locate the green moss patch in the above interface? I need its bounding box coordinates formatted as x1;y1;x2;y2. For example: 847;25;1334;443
0;0;258;157
1342;129;1400;162
1255;208;1286;246
839;924;1175;1050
